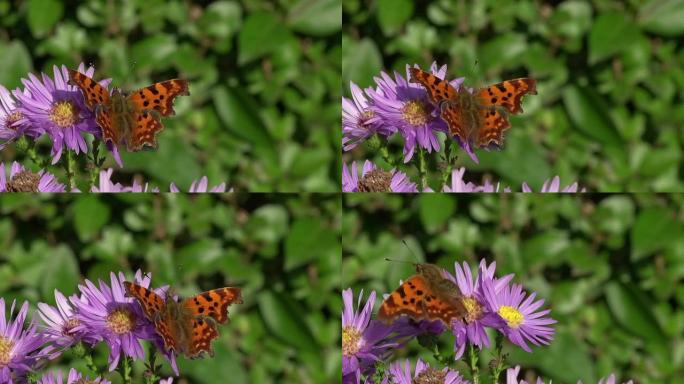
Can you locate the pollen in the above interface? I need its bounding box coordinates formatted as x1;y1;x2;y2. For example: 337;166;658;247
0;335;13;366
62;317;81;337
4;111;22;130
342;326;362;357
413;366;447;384
106;308;135;335
358;109;375;129
498;305;524;328
358;169;392;192
401;100;429;126
49;100;80;128
462;296;483;322
7;170;40;192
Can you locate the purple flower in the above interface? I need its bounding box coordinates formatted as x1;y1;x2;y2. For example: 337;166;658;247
445;260;512;359
37;289;99;355
342;160;417;192
505;366;544;384
37;368;111;384
0;162;66;192
0;85;36;148
522;176;584;192
0;298;50;383
388;359;469;384
482;279;556;352
72;271;158;371
368;63;455;163
169;176;229;192
159;378;173;384
90;168;127;192
128;176;160;193
442;168;480;192
342;288;401;381
342;81;394;151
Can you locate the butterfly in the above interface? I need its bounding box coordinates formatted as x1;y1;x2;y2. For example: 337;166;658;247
377;263;467;326
409;67;537;149
123;281;242;358
68;69;189;151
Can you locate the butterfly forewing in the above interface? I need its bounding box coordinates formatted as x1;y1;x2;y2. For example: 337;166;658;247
127;80;190;117
182;287;243;324
408;68;457;105
68;69;111;110
477;78;537;114
377;275;429;323
123;282;165;319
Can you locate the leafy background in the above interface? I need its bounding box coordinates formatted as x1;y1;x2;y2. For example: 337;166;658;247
342;193;684;383
342;0;684;192
0;0;341;192
0;193;341;383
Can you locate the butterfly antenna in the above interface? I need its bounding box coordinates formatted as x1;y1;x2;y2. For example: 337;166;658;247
401;239;421;263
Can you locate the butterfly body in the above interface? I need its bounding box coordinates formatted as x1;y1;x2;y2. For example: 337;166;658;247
124;282;242;359
377;263;467;326
409;67;536;148
68;69;189;151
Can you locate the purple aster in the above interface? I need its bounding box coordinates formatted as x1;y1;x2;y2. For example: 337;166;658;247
388;359;469;384
342;160;418;192
72;270;158;371
0;162;66;192
368;63;454;163
37;289;99;356
342;81;394;151
442;168;480;192
37;368;111;384
522;175;584;192
128;176;160;193
0;298;50;384
0;85;37;148
505;366;544;384
169;176;228;192
13;63;120;165
592;374;634;384
342;288;404;381
482;279;556;352
90;168;127;192
159;378;173;384
444;260;512;359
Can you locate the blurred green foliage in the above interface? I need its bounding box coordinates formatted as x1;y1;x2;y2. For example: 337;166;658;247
0;193;341;383
342;193;684;383
342;0;684;192
0;0;341;192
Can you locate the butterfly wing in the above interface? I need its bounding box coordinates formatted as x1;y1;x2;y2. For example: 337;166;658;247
477;78;537;114
67;69;111;111
377;275;430;323
440;102;471;144
476;108;511;148
125;110;164;151
127;80;190;117
186;317;220;358
409;67;457;105
182;287;243;325
123;282;165;320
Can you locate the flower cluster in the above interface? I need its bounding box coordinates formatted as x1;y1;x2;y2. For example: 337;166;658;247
341;62;583;192
342;259;628;383
0;270;175;384
0;63;229;192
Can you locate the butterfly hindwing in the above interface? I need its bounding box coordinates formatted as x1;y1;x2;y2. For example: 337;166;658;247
477;107;511;147
183;287;243;325
187;317;220;358
127;110;164;151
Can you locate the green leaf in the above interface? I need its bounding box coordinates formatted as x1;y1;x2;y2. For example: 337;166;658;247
40;245;79;299
418;195;455;233
562;85;623;149
257;291;317;353
631;207;682;260
285;217;337;270
377;0;414;35
0;41;31;89
342;37;382;89
288;0;341;36
72;196;110;241
27;0;63;37
605;282;667;344
639;0;684;36
238;12;293;64
588;12;640;64
130;34;177;70
212;86;279;175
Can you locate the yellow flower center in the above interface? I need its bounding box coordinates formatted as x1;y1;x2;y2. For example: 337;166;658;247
0;335;13;366
106;308;135;334
358;169;392;192
7;170;40;192
49;100;79;128
342;326;361;356
462;296;483;323
5;111;22;130
413;367;446;384
498;305;524;328
401;100;429;126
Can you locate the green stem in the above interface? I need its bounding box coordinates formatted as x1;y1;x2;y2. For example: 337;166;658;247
144;345;161;384
89;141;102;189
15;136;48;168
491;333;508;383
74;341;102;376
378;139;398;168
120;356;132;384
441;139;454;187
64;150;76;191
468;343;480;384
417;146;428;191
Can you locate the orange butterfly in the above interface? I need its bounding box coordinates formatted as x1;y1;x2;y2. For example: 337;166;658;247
68;69;189;151
377;263;467;326
409;67;536;148
124;282;242;358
